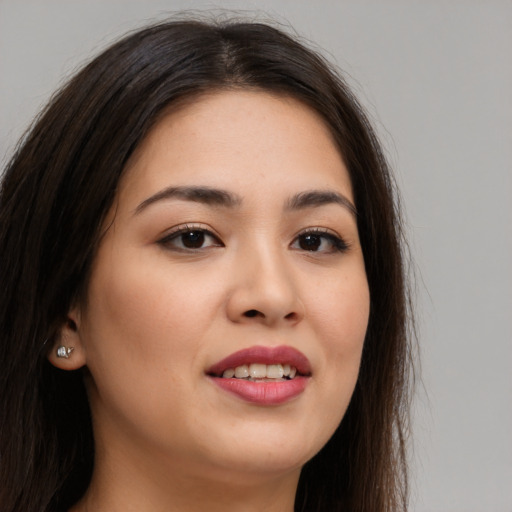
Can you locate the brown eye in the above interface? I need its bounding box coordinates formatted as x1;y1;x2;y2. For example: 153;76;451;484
181;230;206;248
159;227;223;251
292;230;349;253
298;234;322;251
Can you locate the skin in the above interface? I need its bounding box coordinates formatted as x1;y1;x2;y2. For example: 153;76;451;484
50;90;370;512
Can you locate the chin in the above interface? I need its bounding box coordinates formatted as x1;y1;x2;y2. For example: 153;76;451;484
192;420;330;481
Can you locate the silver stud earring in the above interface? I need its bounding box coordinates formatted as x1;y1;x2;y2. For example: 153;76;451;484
56;346;74;359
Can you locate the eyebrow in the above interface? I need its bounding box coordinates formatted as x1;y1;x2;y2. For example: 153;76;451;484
134;185;356;217
134;186;242;214
286;190;357;217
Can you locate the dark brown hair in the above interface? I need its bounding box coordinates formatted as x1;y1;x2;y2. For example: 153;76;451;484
0;17;414;512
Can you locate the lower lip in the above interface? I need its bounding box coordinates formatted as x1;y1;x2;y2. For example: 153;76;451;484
210;376;308;405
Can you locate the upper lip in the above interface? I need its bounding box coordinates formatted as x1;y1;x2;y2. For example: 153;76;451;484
207;345;312;377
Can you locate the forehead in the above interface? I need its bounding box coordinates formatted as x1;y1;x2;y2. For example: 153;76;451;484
120;90;353;207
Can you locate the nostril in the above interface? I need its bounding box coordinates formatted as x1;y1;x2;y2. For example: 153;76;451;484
243;309;298;321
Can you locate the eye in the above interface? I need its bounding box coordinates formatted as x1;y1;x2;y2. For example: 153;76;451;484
158;225;223;251
291;229;349;253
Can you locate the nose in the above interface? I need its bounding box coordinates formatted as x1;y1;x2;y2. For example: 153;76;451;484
226;245;305;327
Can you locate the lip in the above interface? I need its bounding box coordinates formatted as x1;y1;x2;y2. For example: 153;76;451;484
207;345;311;376
207;345;311;405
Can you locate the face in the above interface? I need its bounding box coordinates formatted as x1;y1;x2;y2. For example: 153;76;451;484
54;91;369;487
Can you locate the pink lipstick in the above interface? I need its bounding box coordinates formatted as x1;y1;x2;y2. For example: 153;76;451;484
207;345;311;405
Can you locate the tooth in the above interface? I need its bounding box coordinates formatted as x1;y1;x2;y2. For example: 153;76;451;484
234;365;249;378
289;367;297;379
267;364;284;379
249;363;267;379
222;368;235;378
283;364;291;377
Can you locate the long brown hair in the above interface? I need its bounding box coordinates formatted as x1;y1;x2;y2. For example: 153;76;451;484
0;17;414;512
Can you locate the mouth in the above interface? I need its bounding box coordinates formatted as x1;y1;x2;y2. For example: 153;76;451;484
215;363;299;381
206;346;311;405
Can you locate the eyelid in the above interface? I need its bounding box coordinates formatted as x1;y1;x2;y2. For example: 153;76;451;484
291;227;350;253
157;223;224;249
294;226;342;239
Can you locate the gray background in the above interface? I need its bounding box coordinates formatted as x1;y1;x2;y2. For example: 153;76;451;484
1;1;511;510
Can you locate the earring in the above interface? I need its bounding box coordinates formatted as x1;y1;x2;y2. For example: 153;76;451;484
56;346;74;359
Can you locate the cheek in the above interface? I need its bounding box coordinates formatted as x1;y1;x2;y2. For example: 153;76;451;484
305;270;369;420
79;253;225;440
309;269;370;350
90;250;208;332
80;250;221;390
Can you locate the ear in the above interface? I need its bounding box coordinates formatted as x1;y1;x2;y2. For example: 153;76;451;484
47;306;87;370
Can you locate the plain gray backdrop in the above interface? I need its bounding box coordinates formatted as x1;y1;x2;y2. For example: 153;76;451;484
1;1;511;510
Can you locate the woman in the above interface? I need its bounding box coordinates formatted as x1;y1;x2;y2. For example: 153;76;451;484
0;17;414;512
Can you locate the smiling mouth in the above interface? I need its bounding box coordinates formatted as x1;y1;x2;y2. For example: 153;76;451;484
206;345;312;382
212;363;299;381
206;346;311;404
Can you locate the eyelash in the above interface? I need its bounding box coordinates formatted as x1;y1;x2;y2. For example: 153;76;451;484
158;225;349;254
158;224;223;251
291;228;349;254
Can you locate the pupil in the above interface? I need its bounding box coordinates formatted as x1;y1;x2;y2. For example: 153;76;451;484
182;231;205;248
300;234;321;251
